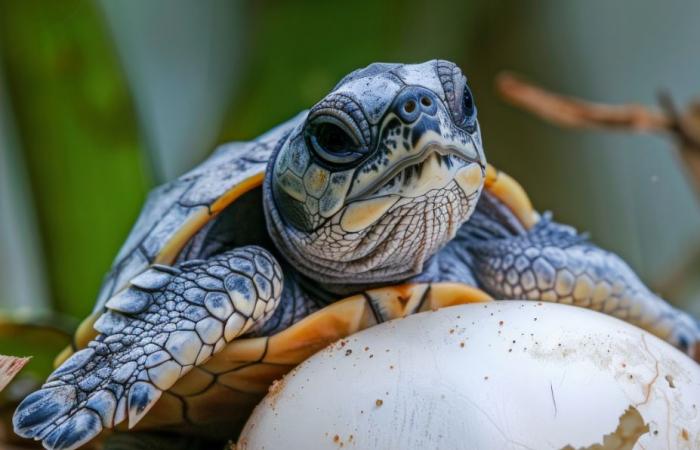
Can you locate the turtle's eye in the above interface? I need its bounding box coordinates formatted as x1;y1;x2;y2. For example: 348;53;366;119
305;115;365;165
460;83;477;131
314;122;354;154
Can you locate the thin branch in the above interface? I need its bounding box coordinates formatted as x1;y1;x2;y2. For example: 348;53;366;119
658;92;700;149
496;72;670;133
495;70;700;196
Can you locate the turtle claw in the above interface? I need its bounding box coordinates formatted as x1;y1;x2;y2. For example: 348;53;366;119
85;389;118;427
127;381;162;428
43;409;103;450
14;355;161;448
13;375;108;450
13;385;77;439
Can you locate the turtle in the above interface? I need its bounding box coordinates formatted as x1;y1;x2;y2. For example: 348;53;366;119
13;60;700;450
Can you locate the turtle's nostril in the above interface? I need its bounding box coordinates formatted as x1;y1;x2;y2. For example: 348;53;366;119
393;86;437;123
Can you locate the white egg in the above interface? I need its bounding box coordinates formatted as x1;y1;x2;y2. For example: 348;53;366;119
238;301;700;450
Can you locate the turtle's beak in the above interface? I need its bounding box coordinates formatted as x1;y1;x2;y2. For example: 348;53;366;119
346;119;485;202
337;129;485;234
345;83;485;202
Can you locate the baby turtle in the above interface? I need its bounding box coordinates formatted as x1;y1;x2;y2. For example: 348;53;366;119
13;60;700;450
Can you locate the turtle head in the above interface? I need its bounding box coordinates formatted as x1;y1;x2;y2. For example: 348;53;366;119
265;60;486;285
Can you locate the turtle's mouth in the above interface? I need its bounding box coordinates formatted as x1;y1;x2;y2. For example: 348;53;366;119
353;145;483;200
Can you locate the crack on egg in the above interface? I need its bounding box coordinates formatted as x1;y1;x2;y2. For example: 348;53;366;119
560;406;649;450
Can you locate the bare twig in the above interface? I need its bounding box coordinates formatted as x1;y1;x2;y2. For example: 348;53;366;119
496;71;700;194
496;72;671;132
0;355;30;392
658;92;700;149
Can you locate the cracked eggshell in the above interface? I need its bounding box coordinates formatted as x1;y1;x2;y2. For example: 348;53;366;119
239;301;700;450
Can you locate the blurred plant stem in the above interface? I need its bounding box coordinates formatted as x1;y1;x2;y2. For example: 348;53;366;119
0;66;50;313
0;0;148;318
98;0;247;182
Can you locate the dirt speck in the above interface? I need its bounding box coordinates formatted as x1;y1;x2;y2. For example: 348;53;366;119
375;399;383;407
681;428;689;441
499;321;504;326
345;349;352;356
265;378;286;408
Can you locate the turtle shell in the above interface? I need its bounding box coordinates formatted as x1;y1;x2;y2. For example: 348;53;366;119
92;112;307;316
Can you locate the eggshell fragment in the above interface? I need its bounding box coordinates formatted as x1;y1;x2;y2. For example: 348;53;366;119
239;301;700;449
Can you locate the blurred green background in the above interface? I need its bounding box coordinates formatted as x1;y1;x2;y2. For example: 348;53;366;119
1;0;700;373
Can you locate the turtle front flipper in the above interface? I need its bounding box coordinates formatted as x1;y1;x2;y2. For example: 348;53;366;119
13;246;283;450
461;191;700;361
